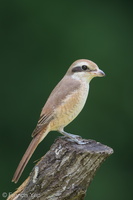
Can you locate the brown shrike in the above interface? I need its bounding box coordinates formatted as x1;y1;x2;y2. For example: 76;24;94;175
12;59;105;183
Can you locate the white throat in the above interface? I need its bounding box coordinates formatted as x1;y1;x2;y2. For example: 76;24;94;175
71;72;92;83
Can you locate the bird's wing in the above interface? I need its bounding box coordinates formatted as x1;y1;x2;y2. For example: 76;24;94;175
32;76;81;137
32;113;54;137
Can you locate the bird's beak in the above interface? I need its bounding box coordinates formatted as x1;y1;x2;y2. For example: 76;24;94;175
90;69;105;77
97;69;105;77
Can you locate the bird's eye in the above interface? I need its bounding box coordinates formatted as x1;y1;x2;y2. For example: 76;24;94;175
82;65;88;70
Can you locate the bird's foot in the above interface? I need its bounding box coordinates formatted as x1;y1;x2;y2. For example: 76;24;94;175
58;130;88;145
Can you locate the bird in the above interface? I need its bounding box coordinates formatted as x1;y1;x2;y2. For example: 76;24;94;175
12;59;105;183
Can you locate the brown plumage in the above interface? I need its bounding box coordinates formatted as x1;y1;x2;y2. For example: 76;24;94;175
12;131;42;183
12;59;105;183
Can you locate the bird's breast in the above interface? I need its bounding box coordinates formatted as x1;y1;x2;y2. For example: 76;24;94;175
50;82;89;130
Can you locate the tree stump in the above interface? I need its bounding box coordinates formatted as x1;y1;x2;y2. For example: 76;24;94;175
8;137;113;200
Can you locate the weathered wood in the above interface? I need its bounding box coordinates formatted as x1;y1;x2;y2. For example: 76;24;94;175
8;137;113;200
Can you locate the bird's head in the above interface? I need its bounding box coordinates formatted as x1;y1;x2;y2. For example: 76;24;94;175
67;59;105;82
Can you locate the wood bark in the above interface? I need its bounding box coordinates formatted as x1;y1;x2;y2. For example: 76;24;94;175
8;137;113;200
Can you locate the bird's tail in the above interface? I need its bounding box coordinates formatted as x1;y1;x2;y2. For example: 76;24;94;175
12;129;48;183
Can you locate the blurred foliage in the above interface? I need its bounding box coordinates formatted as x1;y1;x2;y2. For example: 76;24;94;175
0;0;133;199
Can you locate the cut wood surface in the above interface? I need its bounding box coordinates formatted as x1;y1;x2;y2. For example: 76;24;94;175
8;137;113;200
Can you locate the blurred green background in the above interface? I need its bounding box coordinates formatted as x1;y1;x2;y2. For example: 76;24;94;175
0;0;133;199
